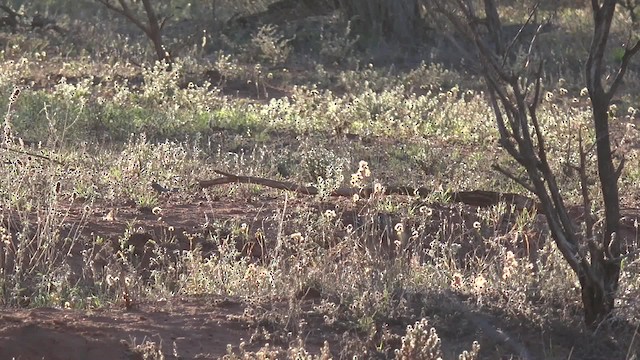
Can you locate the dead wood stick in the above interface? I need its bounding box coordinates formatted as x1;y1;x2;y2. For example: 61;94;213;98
1;144;64;165
199;170;541;210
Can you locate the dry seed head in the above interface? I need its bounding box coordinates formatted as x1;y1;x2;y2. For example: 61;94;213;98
358;160;371;177
106;274;119;287
103;209;116;221
373;182;385;195
505;250;516;263
1;228;11;246
419;206;433;216
324;209;337;219
350;173;362;187
473;275;487;293
290;232;304;242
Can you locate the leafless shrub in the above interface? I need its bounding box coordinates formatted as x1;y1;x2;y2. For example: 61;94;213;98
429;0;640;327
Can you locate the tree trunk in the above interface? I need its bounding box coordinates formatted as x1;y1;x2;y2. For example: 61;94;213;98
336;0;425;44
140;0;171;64
582;0;626;327
97;0;172;65
149;32;170;63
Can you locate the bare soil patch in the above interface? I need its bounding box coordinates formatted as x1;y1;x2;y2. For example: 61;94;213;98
0;296;252;360
0;189;638;359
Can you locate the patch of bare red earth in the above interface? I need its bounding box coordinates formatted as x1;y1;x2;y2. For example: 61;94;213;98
0;196;285;360
0;296;252;360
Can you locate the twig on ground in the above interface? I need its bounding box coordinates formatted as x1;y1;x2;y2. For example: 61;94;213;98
1;144;64;165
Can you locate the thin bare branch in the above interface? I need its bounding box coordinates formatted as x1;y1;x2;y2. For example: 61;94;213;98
530;60;543;107
476;38;517;84
485;75;522;139
159;15;171;30
97;0;147;34
486;86;523;162
0;144;64;165
607;39;640;99
439;32;482;73
528;61;546;161
503;1;541;67
607;248;640;263
491;164;535;193
96;0;171;63
520;23;544;73
615;156;626;180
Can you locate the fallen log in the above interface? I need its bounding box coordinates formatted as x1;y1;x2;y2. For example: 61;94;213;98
198;169;541;211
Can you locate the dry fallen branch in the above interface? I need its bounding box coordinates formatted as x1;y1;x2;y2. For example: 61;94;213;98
199;169;540;210
0;144;64;165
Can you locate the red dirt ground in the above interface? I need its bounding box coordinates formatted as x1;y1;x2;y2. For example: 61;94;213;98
0;296;253;360
1;189;638;360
